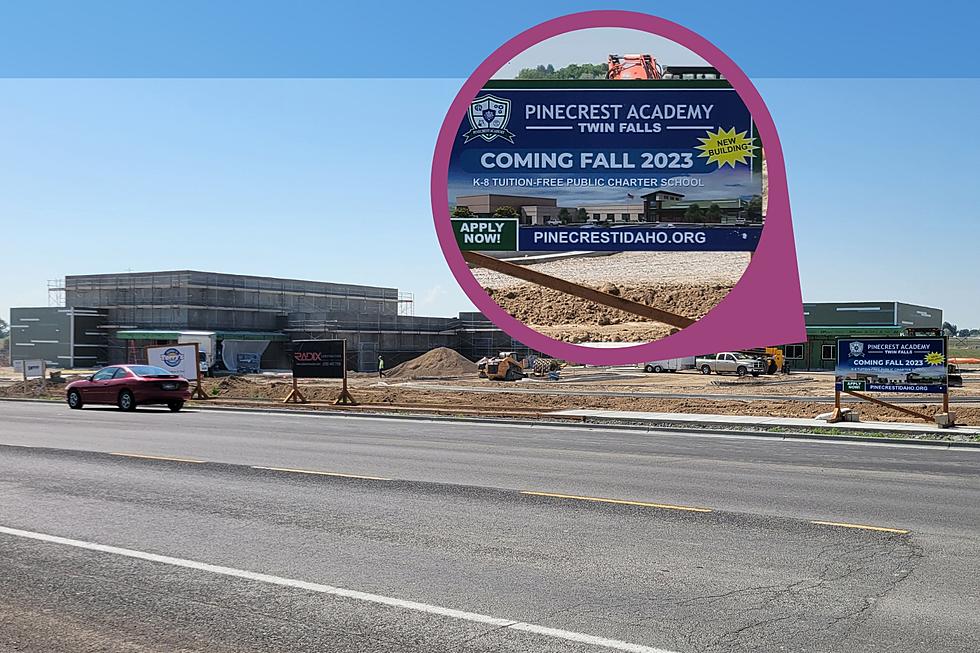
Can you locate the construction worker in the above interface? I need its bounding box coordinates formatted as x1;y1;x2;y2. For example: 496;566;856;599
378;355;385;378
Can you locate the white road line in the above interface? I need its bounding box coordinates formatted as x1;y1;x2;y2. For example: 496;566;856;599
0;525;678;653
251;465;390;481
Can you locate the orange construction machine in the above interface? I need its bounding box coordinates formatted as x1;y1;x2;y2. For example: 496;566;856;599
607;54;663;80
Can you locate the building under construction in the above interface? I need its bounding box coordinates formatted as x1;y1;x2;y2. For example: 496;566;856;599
10;270;531;372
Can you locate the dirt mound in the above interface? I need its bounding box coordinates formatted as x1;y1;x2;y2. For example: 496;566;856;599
0;379;58;398
484;283;732;343
386;348;477;379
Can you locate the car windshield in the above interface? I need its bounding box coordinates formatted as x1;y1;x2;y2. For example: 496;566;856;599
128;365;179;378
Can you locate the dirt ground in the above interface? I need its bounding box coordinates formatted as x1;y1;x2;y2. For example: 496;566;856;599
472;251;748;344
4;366;978;426
473;251;749;288
484;282;732;343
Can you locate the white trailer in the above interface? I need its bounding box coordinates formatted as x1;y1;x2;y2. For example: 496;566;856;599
643;357;696;373
177;331;217;375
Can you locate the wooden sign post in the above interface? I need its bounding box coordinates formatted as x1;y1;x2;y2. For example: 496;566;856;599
334;340;357;405
284;375;307;404
190;342;208;400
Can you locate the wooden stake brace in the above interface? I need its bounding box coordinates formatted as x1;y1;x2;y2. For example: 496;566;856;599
334;345;357;405
334;384;357;405
842;389;933;423
191;381;209;400
462;251;695;329
284;377;308;404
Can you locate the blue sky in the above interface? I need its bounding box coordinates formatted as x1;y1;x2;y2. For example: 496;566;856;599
2;77;978;325
2;1;980;78
1;3;979;326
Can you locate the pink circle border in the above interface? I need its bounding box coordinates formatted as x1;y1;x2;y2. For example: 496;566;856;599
431;10;804;365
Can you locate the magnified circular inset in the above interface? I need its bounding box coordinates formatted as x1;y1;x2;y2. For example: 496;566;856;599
432;12;802;365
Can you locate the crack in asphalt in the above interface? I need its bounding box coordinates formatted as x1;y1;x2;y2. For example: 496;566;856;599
695;535;922;652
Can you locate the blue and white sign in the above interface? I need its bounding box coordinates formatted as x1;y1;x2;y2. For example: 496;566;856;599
835;337;947;393
448;81;764;253
518;225;760;252
451;83;760;197
146;343;199;382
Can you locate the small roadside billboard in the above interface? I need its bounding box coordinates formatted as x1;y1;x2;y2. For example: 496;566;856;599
146;343;208;400
14;359;45;380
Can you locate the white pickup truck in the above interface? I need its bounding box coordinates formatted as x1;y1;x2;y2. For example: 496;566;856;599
695;353;765;377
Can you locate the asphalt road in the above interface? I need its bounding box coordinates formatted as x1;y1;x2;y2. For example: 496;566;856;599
1;401;979;652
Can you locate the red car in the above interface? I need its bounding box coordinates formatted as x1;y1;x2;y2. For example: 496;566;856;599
66;365;192;412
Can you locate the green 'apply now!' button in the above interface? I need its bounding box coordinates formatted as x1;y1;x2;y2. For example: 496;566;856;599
452;219;518;251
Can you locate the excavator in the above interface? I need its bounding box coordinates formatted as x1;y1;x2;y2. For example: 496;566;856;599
607;54;663;80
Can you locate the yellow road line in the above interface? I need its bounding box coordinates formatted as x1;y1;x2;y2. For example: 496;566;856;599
811;520;909;534
110;453;206;464
521;491;712;513
251;466;390;481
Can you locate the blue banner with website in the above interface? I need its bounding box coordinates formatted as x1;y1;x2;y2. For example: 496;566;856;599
517;226;761;252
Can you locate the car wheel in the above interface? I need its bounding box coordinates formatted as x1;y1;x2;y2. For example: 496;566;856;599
751;372;761;377
644;365;654;373
700;365;711;375
167;400;184;412
737;366;748;377
117;389;136;411
653;365;663;373
67;389;83;410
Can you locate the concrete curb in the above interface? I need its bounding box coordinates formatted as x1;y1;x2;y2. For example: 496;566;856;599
3;396;978;450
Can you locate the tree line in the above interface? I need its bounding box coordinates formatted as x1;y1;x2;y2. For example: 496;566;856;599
516;63;608;80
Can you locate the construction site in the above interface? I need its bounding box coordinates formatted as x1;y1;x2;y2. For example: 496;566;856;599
2;344;979;432
6;267;975;432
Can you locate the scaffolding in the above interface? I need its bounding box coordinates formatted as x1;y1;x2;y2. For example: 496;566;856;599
398;291;414;316
58;270;526;372
47;279;65;307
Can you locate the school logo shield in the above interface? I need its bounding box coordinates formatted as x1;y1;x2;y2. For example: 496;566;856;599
463;95;515;143
849;341;864;357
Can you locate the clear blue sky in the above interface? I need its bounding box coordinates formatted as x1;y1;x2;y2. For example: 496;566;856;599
2;1;980;78
2;2;979;327
2;78;978;325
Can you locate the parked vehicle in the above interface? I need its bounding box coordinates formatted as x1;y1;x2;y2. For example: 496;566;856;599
65;365;191;412
236;352;261;374
177;331;217;376
948;363;963;388
695;353;765;377
643;356;696;373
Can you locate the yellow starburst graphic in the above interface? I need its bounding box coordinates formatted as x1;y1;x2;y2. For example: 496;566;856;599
924;352;946;365
694;127;758;168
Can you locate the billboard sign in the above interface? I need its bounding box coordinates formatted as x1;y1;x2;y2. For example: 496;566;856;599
291;339;345;379
14;359;45;379
146;344;200;382
835;337;947;393
448;81;763;254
